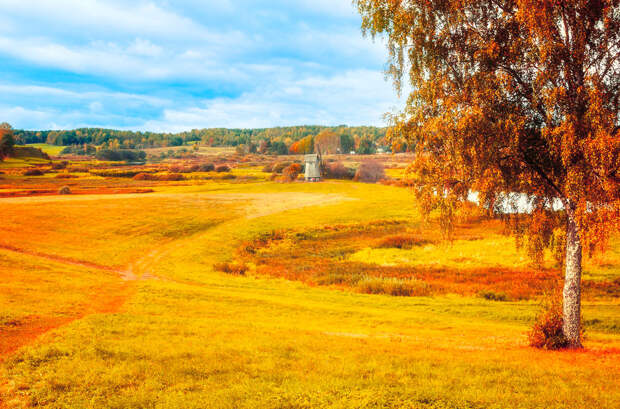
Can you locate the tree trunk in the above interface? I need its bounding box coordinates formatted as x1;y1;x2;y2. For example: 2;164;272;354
563;206;583;348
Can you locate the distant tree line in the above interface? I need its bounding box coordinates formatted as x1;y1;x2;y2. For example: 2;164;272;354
13;125;398;153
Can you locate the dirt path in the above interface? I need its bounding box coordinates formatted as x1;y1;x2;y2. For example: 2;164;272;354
197;192;351;219
0;190;349;211
0;191;169;204
0;244;136;281
0;191;350;363
0;245;138;364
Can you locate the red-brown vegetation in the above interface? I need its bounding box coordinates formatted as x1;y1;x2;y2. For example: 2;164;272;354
22;169;45;176
324;161;354;180
528;296;580;350
354;160;385;183
133;172;155;180
282;163;302;182
199;163;215;172
271;162;291;174
51;161;68;170
213;262;248;275
235;220;617;301
377;234;432;249
158;173;185;181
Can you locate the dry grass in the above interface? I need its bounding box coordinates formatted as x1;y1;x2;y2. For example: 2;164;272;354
0;162;618;408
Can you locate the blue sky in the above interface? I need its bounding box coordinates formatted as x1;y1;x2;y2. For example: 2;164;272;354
0;0;400;131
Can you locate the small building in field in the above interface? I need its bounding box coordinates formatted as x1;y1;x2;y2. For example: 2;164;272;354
304;153;321;182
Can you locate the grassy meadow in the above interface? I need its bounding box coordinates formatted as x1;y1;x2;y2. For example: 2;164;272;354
0;153;618;408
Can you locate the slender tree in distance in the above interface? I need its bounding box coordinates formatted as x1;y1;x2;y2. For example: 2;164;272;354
314;130;341;155
357;0;619;347
0;122;15;160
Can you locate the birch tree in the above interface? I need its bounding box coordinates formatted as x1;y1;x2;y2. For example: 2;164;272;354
357;0;620;347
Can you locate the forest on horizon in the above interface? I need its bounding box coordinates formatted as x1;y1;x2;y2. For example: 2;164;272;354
13;125;393;153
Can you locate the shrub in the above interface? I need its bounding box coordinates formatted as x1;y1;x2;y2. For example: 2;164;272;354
23;169;44;176
133;172;155;181
199;163;215;172
219;173;236;180
357;276;431;297
324;161;354;179
89;169;144;178
96;149;146;162
158;173;184;181
55;173;78;179
377;234;430;249
174;165;200;173
262;163;274;173
354;160;386;183
272;162;291;174
282;163;302;182
51;161;68;170
213;262;248;275
58;186;71;195
215;164;231;172
478;290;508;301
528;297;580;350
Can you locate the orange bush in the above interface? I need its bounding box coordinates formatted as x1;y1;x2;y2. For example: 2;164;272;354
271;162;291;174
213;262;248;275
529;298;570;349
133;173;155;180
282;163;302;182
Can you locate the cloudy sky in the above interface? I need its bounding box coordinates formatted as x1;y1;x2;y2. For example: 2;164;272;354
0;0;400;131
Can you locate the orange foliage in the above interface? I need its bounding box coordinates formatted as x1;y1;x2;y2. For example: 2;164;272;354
358;0;620;347
289;135;314;154
282;163;302;182
314;130;340;155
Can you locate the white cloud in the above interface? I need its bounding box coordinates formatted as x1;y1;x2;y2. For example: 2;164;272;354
297;0;358;18
0;36;249;82
0;83;168;106
0;1;398;130
143;69;401;132
127;38;163;57
0;106;53;125
0;0;224;41
0;68;401;132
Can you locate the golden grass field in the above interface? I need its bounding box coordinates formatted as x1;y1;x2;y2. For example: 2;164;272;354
0;156;619;408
